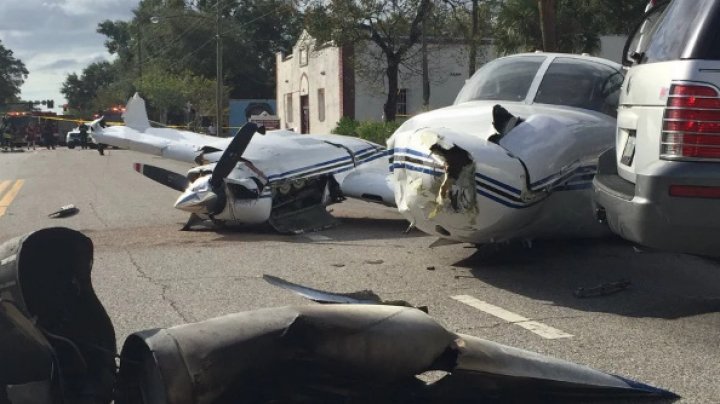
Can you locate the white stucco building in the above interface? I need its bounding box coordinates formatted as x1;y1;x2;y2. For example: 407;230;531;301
276;31;494;134
276;32;626;134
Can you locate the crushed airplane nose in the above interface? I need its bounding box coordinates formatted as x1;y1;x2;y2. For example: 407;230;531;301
390;128;535;242
391;129;480;224
174;189;218;213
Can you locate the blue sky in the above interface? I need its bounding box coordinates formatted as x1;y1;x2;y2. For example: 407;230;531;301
0;0;137;113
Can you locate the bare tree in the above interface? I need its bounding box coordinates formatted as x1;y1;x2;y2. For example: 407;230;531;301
305;0;433;121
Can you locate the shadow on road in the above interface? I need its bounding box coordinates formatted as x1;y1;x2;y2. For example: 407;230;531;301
208;216;422;244
453;237;720;319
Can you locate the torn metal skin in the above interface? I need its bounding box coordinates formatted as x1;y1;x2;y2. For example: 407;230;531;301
116;304;677;403
1;228;678;403
428;142;478;221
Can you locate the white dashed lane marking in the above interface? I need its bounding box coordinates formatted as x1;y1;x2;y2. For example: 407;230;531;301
305;234;333;242
451;294;573;340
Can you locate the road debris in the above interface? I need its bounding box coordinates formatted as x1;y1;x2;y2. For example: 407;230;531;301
47;204;79;218
1;227;678;403
574;279;631;298
262;274;426;312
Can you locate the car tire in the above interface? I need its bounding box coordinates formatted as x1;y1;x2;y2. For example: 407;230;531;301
68;144;75;149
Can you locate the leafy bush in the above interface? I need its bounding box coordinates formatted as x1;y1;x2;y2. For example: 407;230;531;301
332;117;403;145
331;116;359;137
355;121;402;145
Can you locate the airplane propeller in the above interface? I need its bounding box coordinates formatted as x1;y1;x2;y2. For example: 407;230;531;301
209;122;265;188
133;123;266;228
133;163;190;192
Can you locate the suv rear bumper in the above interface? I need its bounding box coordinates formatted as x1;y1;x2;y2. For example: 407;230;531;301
593;148;720;257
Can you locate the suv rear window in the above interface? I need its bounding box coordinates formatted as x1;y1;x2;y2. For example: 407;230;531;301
631;0;720;64
454;56;545;104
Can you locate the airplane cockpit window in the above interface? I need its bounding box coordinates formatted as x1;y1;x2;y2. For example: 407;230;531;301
454;56;546;105
534;58;624;117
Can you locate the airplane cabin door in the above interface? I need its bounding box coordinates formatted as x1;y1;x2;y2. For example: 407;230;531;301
300;95;310;134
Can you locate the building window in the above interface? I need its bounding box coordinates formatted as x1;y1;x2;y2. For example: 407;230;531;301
285;94;293;123
317;88;325;122
300;47;308;66
397;89;408;115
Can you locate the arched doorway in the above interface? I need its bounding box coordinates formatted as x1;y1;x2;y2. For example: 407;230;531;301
300;74;310;134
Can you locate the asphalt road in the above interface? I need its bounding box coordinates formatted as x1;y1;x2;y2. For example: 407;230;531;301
2;147;720;402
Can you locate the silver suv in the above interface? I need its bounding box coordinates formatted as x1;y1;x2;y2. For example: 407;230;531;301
593;0;720;256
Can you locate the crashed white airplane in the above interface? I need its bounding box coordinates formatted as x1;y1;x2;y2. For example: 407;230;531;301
93;53;624;244
389;52;624;244
93;95;393;233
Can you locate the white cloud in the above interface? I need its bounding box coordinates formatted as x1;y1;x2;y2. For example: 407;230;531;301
0;0;137;111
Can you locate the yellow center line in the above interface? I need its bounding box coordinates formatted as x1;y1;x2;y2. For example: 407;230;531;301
0;180;10;197
0;180;25;218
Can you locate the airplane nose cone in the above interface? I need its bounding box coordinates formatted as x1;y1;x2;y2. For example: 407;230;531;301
174;191;217;213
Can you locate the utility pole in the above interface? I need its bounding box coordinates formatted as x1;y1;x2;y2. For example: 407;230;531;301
468;0;479;76
216;0;223;137
138;24;143;89
422;17;430;110
538;0;557;52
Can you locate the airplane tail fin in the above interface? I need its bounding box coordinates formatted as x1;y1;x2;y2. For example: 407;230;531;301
122;93;151;131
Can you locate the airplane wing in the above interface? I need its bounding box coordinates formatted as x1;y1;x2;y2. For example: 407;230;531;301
93;93;396;207
91;95;231;164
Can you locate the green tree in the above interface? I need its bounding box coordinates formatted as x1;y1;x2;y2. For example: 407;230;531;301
135;67;223;124
97;0;302;99
77;0;301;126
493;0;649;55
439;0;498;75
0;40;29;103
60;61;118;115
304;0;433;122
97;20;134;62
595;0;651;35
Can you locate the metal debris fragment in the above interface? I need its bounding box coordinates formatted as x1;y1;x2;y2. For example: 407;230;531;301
47;204;79;218
574;279;631;298
263;274;426;312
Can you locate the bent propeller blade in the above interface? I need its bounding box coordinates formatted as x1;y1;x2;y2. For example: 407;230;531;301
263;274;382;304
209;122;266;188
133;163;190;192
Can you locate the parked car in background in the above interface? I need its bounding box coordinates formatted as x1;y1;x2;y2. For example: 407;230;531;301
593;0;720;256
66;126;97;149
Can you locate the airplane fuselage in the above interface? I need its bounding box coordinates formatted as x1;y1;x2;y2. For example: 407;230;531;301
389;102;616;244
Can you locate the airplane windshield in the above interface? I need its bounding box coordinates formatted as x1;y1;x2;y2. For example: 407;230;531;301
534;58;624;117
454;56;546;105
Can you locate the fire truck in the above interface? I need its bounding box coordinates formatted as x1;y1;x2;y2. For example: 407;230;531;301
1;111;68;148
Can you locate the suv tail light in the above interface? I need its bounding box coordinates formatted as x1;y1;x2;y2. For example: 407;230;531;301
661;83;720;160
